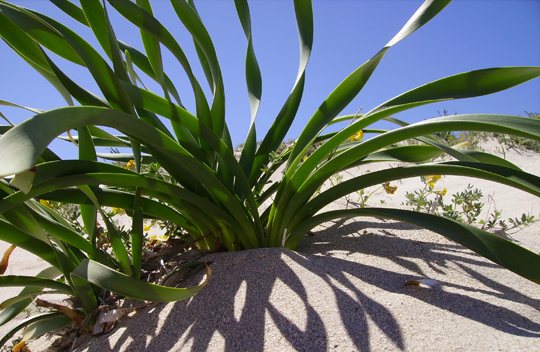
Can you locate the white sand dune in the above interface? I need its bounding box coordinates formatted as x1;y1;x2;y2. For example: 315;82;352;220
2;140;539;351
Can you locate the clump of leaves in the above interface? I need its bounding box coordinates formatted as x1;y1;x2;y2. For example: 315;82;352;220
0;0;540;347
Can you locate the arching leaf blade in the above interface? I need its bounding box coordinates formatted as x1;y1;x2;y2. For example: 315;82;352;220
289;208;540;284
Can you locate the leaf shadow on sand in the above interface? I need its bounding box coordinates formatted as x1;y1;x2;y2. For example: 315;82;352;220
82;219;540;352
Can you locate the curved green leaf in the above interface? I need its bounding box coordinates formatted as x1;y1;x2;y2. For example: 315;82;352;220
289;208;540;284
0;276;72;294
304;67;540;177
295;161;540;226
170;0;226;139
71;258;209;302
107;0;213;133
287;0;451;167
0;266;61;327
0;219;59;267
235;0;262;177
0;3;83;65
250;0;313;183
0;313;66;349
270;114;540;246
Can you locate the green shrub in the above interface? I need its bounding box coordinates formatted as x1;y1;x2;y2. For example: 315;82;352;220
0;0;539;346
403;178;536;234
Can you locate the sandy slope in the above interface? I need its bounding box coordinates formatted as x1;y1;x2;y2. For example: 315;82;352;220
2;140;539;351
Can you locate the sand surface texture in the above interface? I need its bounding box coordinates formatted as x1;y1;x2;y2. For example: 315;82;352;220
1;140;539;351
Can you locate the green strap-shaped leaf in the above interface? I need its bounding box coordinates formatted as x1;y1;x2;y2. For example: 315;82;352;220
235;0;262;177
342;144;444;163
0;276;72;294
135;0;165;89
288;208;540;284
0;106;262;247
314;114;539;186
293;162;540;227
0;11;73;105
50;0;89;25
303;67;540;177
49;0;182;104
107;0;213;134
0;219;59;268
36;12;133;112
0;313;67;349
44;54;110;107
0;3;83;65
0;266;61;328
120;42;182;104
1;4;129;110
269;114;540;246
267;0;450;244
130;187;144;279
33;213;93;257
2;172;239;241
130;0;186;158
459;150;521;170
20;313;72;345
76;127;98;253
0;100;43;114
40;187;193;230
71;258;209;302
79;0;146;277
81;0;131;89
100;210;133;276
376;67;540;114
186;0;214;91
287;0;451;168
250;0;313;184
170;0;227;141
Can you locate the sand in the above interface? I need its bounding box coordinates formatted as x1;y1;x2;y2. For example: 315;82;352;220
2;140;540;351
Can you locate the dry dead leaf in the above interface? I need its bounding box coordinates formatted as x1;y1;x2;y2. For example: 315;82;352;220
11;340;28;352
0;244;16;275
405;278;440;288
92;307;137;335
36;299;84;325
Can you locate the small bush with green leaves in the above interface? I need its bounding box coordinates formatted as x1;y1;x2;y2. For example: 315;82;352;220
433;111;540;154
1;0;540;346
403;177;536;234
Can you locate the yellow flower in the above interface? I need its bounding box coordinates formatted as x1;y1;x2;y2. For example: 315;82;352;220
110;207;124;215
424;175;442;189
425;175;441;183
143;223;152;232
39;199;53;208
124;159;136;170
382;182;398;194
434;188;448;196
348;130;364;142
148;234;170;242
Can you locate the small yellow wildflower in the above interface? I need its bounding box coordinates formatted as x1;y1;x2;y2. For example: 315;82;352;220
39;199;53;208
434;188;448;196
424;175;442;189
348;130;364;142
425;175;442;183
382;182;398;194
124;159;136;170
148;234;170;242
110;207;125;215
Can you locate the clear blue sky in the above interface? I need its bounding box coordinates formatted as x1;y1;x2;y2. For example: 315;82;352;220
1;0;539;159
